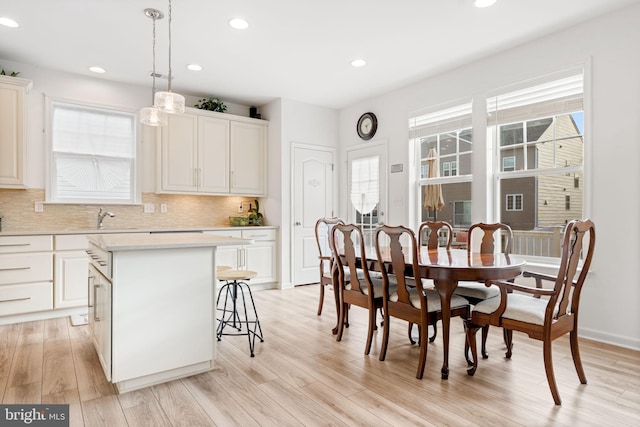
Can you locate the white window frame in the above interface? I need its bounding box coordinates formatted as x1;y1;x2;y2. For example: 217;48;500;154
45;97;141;205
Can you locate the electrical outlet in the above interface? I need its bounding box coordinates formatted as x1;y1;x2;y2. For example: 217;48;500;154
160;204;168;213
34;202;44;213
238;204;244;213
143;203;155;213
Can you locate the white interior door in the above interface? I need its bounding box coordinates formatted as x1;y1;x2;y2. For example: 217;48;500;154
292;145;335;285
347;143;387;247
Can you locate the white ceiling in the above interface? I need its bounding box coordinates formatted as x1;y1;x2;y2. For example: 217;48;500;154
1;0;637;109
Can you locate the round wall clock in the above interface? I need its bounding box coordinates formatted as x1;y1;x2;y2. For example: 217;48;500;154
357;112;378;141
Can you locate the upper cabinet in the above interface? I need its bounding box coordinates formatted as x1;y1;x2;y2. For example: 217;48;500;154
157;108;267;196
0;75;32;189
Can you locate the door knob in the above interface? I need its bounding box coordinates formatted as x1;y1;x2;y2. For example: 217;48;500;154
294;221;301;226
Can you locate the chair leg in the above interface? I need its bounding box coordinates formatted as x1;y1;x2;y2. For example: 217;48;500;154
364;304;376;355
570;329;587;384
416;321;429;379
481;325;490;359
379;311;390;361
504;329;513;359
543;339;562;405
464;320;480;376
408;322;416;345
429;322;438;343
336;302;347;342
317;282;325;315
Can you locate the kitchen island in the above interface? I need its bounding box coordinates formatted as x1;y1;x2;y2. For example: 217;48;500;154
86;232;251;393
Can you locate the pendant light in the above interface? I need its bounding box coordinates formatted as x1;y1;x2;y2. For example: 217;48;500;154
140;8;167;126
154;0;185;114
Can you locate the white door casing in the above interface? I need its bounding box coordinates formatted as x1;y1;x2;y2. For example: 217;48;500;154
292;145;335;286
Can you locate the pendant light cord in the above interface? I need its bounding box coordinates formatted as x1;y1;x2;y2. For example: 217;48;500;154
151;14;157;104
168;0;173;92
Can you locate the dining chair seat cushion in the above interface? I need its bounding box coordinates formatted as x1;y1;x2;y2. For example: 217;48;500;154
346;277;395;299
453;282;500;300
324;268;380;281
390;288;469;311
473;293;559;326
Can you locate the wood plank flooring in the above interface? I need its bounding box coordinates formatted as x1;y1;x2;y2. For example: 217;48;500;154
1;284;639;426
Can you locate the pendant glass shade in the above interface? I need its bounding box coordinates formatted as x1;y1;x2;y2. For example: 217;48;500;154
139;106;168;126
154;91;185;114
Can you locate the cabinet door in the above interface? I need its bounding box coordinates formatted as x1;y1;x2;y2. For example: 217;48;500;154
198;116;230;193
161;113;198;192
0;77;29;188
54;250;89;309
229;121;266;195
245;242;276;284
93;271;112;381
215;246;240;270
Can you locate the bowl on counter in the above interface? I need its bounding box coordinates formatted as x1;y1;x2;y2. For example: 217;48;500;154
229;216;250;226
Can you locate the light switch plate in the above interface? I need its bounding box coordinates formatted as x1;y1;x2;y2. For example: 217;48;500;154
34;202;44;213
143;203;155;213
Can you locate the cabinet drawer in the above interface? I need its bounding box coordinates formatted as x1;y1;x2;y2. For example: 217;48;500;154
55;234;89;251
0;282;53;316
242;229;276;241
0;253;53;285
0;235;53;253
204;230;242;238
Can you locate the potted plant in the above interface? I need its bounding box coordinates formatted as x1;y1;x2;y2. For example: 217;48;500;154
248;199;264;226
194;97;227;112
0;67;20;77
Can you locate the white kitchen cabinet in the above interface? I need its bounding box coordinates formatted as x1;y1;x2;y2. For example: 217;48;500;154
88;264;112;381
0;235;53;316
54;235;89;309
0;75;31;189
158;108;266;196
230;121;267;195
204;228;277;286
159;113;230;193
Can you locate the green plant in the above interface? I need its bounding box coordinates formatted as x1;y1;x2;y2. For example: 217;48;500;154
194;97;227;112
0;67;20;77
248;199;264;225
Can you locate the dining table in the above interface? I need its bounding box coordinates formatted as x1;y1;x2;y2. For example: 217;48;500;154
334;247;525;379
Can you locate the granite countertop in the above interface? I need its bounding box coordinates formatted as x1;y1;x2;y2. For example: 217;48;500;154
0;225;278;237
87;232;253;252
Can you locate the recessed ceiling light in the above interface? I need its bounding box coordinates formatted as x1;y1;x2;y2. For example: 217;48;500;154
0;16;19;28
474;0;497;8
186;64;203;71
89;66;106;74
351;59;367;68
229;18;249;30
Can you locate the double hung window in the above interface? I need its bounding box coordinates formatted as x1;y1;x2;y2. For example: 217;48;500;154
48;100;138;204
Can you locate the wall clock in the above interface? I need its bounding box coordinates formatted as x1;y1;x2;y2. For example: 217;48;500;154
357;112;378;141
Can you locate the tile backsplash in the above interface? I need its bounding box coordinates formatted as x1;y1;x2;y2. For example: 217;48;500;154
0;189;260;232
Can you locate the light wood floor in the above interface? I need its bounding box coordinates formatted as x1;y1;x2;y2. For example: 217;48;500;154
1;284;639;426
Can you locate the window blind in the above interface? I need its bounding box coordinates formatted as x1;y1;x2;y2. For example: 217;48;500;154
409;102;473;138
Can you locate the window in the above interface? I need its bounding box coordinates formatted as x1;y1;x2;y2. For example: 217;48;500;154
488;71;584;258
506;194;523;211
48;100;138;204
503;156;516;172
410;102;473;227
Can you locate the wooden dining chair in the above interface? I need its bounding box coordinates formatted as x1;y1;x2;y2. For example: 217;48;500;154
314;217;345;316
409;221;455;344
456;222;514;358
332;223;389;355
464;219;595;405
375;225;470;379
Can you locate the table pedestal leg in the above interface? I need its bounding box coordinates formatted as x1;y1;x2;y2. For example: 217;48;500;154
434;279;458;380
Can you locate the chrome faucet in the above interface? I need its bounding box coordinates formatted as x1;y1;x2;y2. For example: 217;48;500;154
97;208;115;229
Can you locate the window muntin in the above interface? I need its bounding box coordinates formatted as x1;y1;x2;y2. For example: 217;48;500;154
49;100;138;204
506;194;523;211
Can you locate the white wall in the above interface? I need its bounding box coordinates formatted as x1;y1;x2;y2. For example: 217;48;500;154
337;4;640;349
263;98;339;289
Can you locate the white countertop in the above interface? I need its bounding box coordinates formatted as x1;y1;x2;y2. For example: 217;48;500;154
0;226;277;237
87;232;253;252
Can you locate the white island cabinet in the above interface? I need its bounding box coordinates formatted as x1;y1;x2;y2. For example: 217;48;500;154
87;232;251;393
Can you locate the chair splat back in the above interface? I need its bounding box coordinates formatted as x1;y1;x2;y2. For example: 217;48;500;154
377;226;420;304
333;224;370;294
552;220;596;320
468;222;513;254
418;221;453;250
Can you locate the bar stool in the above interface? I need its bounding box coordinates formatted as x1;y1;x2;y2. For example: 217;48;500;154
216;269;264;357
